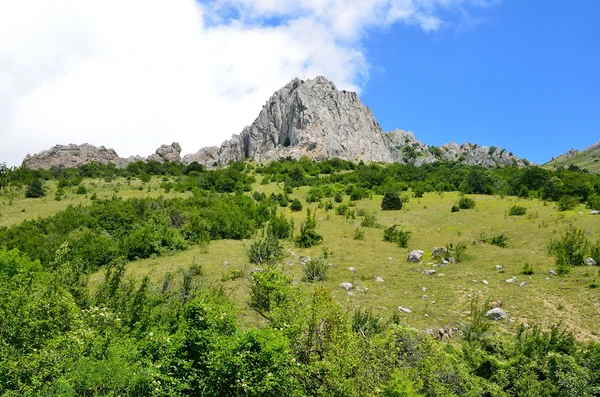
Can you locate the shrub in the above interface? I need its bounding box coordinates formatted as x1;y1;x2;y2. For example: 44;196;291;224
294;209;323;248
381;191;402;210
548;227;590;274
383;225;411;248
451;204;460;213
558;196;579;211
488;234;509;248
458;196;476;209
290;198;303;212
248;233;284;265
586;194;600;210
76;185;88;195
336;204;349;216
521;263;535;275
334;191;343;203
445;242;468;262
509;205;527;216
360;213;378;228
249;267;291;313
302;256;328;282
267;212;292;239
25;178;45;198
354;228;365;241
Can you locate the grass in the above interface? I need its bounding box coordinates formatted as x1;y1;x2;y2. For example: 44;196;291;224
5;175;600;340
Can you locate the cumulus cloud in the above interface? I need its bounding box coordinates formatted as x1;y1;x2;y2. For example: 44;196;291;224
0;0;492;166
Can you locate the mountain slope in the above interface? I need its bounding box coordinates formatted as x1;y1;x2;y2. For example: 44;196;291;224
546;141;600;173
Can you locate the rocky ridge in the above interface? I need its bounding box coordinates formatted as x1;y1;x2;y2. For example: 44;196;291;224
21;76;527;170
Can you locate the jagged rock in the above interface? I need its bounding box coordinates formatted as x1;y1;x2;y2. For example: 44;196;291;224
217;76;394;164
424;270;437;276
182;146;219;169
432;246;448;258
398;306;412;313
22;143;126;170
375;276;384;282
590;210;600;215
407;250;424;263
486;307;507;321
148;142;182;163
495;265;503;270
339;282;354;290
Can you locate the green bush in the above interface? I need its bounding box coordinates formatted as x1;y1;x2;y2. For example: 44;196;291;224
354;228;365;241
294;209;323;248
25;178;45;198
290;198;303;212
381;191;402;210
75;185;87;195
586;194;600;210
521;262;535;275
302;256;328;282
558;196;579;211
488;234;509;248
248;233;284;265
360;213;378;228
509;205;527;216
267;212;292;239
383;225;411;248
548;227;590;274
458;196;476;209
249;267;291;313
451;204;460;212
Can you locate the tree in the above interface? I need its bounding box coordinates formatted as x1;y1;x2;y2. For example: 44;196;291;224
0;162;8;190
381;191;402;210
25;178;45;198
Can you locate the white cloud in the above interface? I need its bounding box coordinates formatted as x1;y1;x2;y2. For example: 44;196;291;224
0;0;491;166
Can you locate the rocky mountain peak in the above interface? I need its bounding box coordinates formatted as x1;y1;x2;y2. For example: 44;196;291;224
22;143;126;170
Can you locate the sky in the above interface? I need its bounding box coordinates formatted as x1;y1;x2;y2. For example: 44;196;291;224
0;0;598;166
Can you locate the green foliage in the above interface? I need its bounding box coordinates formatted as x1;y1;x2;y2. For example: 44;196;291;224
294;209;323;248
302;255;329;282
354;228;365;240
509;205;527;216
360;213;378;228
463;297;492;342
75;184;88;194
25;177;45;198
290;198;303;212
548;227;590;274
521;262;535;275
451;204;460;212
458;196;476;209
248;233;284;265
249;266;291;314
383;225;411;248
586;194;600;210
381;191;403;210
445;242;468;262
488;234;509;248
558;195;579;211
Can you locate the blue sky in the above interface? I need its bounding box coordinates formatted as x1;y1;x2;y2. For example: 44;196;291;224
361;0;600;163
1;0;598;166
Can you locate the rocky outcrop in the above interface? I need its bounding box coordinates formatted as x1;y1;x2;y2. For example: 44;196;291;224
148;142;182;163
182;146;219;169
22;144;127;170
216;76;394;164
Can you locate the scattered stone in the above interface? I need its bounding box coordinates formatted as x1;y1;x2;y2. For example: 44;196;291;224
424;270;437;276
425;329;435;337
339;282;354;290
485;307;508;321
467;293;473;298
495;265;503;270
356;287;368;293
432;246;448;258
578;212;584;215
506;278;516;283
422;295;428;301
482;280;489;285
424;313;429;317
448;257;456;264
509;317;516;323
472;280;477;283
375;277;384;282
523;323;530;329
549;270;558;275
490;300;502;308
585;257;597;266
546;277;551;280
398;306;412;313
422;287;427;292
590;210;600;215
519;281;527;287
300;256;312;265
250;268;264;275
407;250;424;263
222;260;229;266
347;292;355;296
348;266;357;272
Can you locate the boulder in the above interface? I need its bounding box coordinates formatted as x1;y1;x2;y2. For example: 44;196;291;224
485;307;508;321
398;306;412;313
339;282;354;290
148;142;182;163
585;257;597;266
407;250;424;263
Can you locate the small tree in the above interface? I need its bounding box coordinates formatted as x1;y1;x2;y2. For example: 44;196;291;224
0;162;8;190
381;191;402;210
290;198;303;212
25;178;45;198
294;209;323;248
548;227;589;274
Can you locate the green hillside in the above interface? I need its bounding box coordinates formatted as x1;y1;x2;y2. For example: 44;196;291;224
1;159;600;395
546;141;600;173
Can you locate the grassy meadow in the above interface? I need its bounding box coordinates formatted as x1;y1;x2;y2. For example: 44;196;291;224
7;175;595;340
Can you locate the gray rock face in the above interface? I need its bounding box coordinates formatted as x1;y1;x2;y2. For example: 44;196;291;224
182;146;219;169
217;76;394;164
22;143;127;169
485;307;508;321
585;257;597;266
148;142;182;163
